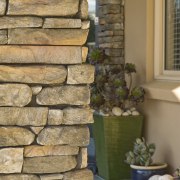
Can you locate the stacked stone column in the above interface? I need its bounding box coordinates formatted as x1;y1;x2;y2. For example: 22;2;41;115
0;0;94;179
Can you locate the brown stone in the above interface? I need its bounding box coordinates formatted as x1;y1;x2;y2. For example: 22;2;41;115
81;21;90;29
0;127;35;147
0;84;32;107
0;107;48;126
0;30;7;44
63;108;94;125
79;0;88;19
0;175;40;180
43;18;81;29
0;46;82;64
37;126;89;146
0;148;23;173
63;169;93;180
82;47;88;62
77;148;88;169
31;86;42;95
40;174;63;180
0;65;67;84
99;42;124;49
102;4;121;14
98;0;121;5
48;110;63;125
36;86;90;106
0;17;42;29
23;156;77;174
24;145;79;157
0;0;6;15
30;127;44;135
8;0;79;16
8;28;89;45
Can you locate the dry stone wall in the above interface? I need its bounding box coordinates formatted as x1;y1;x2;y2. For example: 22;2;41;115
0;0;94;179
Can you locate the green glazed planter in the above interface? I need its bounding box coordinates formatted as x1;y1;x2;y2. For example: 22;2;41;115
93;114;143;180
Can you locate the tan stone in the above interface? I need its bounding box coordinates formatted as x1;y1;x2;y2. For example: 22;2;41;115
0;0;6;15
63;169;93;180
36;86;90;106
0;127;35;147
37;126;89;146
30;127;44;135
8;29;89;45
0;46;82;64
40;174;63;180
82;47;88;62
48;110;63;125
0;65;67;84
24;145;79;157
23;156;77;174
43;18;81;29
0;30;7;44
0;84;32;107
67;65;95;84
98;0;121;5
0;107;48;126
77;148;88;169
63;108;94;125
81;21;90;29
8;0;79;16
0;148;23;173
0;175;40;180
31;86;42;95
79;0;88;19
0;17;42;29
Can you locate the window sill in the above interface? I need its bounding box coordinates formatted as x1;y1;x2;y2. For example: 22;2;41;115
142;80;180;103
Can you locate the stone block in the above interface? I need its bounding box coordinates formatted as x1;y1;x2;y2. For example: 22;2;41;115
36;86;90;106
0;65;67;84
63;108;94;125
40;174;63;180
81;21;90;29
48;110;63;125
0;17;42;29
102;4;121;14
30;127;44;135
105;48;122;56
0;148;23;173
8;0;79;16
98;36;124;44
23;156;77;174
82;47;88;62
0;46;82;64
0;175;40;180
43;18;81;29
63;169;93;180
0;0;6;15
0;30;7;44
67;65;95;84
0;84;32;107
24;145;79;157
98;0;121;5
105;14;124;24
8;29;89;45
0;127;35;147
0;107;48;126
99;42;124;49
79;0;88;19
77;148;88;169
31;86;42;95
37;126;89;146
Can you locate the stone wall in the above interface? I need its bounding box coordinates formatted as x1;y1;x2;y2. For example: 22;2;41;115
97;0;124;64
0;0;94;179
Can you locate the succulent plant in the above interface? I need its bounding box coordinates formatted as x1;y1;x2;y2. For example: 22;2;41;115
89;48;145;113
125;138;156;166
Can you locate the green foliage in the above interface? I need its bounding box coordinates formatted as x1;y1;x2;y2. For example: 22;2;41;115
125;138;156;166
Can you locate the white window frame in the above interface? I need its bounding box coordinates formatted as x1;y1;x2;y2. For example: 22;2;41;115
154;0;180;81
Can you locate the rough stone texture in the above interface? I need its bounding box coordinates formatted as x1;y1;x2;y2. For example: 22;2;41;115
23;156;77;174
36;86;90;106
82;47;88;62
0;107;48;126
0;17;42;29
63;169;93;180
0;0;6;15
77;148;88;169
98;0;121;5
0;65;67;84
0;127;35;147
81;21;90;29
63;108;93;125
0;46;82;64
48;110;63;125
0;175;40;180
40;174;63;180
30;127;44;135
43;18;81;29
31;86;42;95
8;0;79;16
67;65;95;84
8;29;89;45
79;0;88;19
24;145;79;157
0;148;23;173
0;30;7;44
37;126;89;146
0;84;32;107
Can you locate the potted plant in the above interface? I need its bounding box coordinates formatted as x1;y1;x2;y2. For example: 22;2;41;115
125;138;167;180
89;48;145;180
